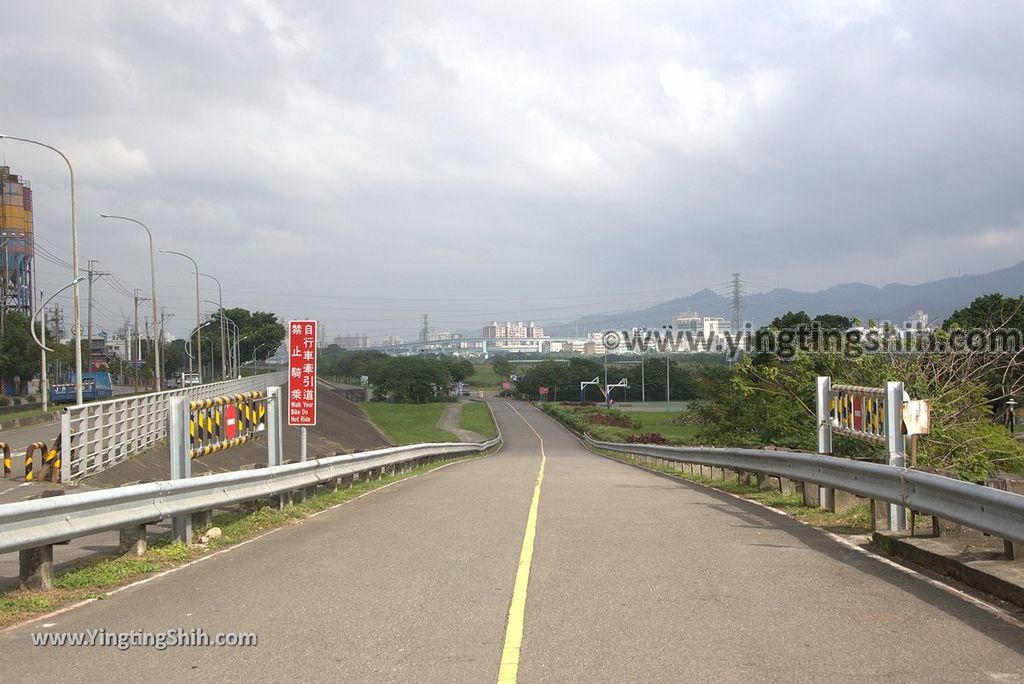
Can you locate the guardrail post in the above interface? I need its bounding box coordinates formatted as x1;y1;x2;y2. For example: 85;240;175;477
169;396;192;545
816;376;833;510
267;386;283;468
60;410;71;483
885;381;907;531
19;545;54;590
119;524;147;556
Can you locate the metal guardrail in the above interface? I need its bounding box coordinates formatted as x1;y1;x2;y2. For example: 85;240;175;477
1;436;500;556
585;435;1024;545
60;371;287;482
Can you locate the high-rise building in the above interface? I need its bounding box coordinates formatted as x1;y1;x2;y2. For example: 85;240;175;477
482;321;546;339
0;166;35;316
334;334;370;349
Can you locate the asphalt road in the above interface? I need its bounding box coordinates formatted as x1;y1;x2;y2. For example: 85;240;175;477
1;399;1023;681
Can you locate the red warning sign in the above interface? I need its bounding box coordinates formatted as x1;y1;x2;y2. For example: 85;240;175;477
288;320;318;427
225;403;238;440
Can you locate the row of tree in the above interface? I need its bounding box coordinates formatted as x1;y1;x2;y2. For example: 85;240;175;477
322;349;475;403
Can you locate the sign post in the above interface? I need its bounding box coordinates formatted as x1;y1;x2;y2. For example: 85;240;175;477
288;320;318;463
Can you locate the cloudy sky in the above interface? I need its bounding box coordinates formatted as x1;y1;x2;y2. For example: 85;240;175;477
2;1;1023;340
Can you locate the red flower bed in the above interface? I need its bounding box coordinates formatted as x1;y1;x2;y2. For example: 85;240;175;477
626;432;670;444
587;413;634;428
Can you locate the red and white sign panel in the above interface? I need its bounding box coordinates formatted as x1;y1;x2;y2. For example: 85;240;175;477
225;404;238;440
539;386;549;395
288;320;317;426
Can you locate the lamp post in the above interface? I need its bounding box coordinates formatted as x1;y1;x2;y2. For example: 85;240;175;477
99;214;162;390
251;342;270;371
639;327;646;405
199;273;226;380
31;278;86;410
160;250;202;383
236;334;249;378
0;135;84;404
665;323;673;411
1008;397;1017;434
184;320;215;379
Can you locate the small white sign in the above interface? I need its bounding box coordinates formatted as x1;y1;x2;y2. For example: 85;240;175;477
902;400;931;435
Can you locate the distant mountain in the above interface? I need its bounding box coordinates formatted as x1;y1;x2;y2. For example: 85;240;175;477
545;261;1024;335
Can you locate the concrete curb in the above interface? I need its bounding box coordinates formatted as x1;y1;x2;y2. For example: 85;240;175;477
0;411;59;432
873;531;1024;610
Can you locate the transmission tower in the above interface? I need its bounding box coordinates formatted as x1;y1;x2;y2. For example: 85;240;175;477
730;273;742;332
420;314;430;343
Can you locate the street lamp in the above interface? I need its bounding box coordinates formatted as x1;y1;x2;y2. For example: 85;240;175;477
1008;397;1017;434
184;320;215;380
99;214;162;391
251;342;270;370
665;323;673;411
160;250;202;383
0;134;84;404
31;277;85;411
199;273;227;380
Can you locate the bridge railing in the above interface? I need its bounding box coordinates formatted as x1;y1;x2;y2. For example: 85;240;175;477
585;435;1024;546
60;371;287;482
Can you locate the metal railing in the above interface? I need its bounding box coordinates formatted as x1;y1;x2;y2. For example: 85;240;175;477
829;384;887;445
2;435;500;556
585;435;1024;545
60;371;287;482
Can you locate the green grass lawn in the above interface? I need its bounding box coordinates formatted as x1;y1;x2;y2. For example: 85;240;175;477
459;402;498;439
467;364;504;389
622;411;699;441
360;403;460;445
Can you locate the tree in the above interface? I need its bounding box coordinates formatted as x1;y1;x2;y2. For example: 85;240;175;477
441;357;474;383
199;308;286;377
0;311;41;395
326;350;388;383
374;356;452;403
944;294;1024;332
491;355;514;379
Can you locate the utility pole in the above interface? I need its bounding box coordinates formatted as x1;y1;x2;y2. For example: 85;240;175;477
86;259;109;372
132;289;150;393
39;290;47;410
161;308;172;385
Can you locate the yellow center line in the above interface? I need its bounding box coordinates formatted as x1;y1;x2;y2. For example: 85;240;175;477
497;402;547;684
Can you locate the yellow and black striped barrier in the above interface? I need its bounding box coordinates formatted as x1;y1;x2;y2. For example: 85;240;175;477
38;434;62;483
1;442;10;479
829;387;887;446
188;391;267;460
24;441;46;482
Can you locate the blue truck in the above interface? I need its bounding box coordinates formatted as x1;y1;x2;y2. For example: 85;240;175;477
50;371;114;404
